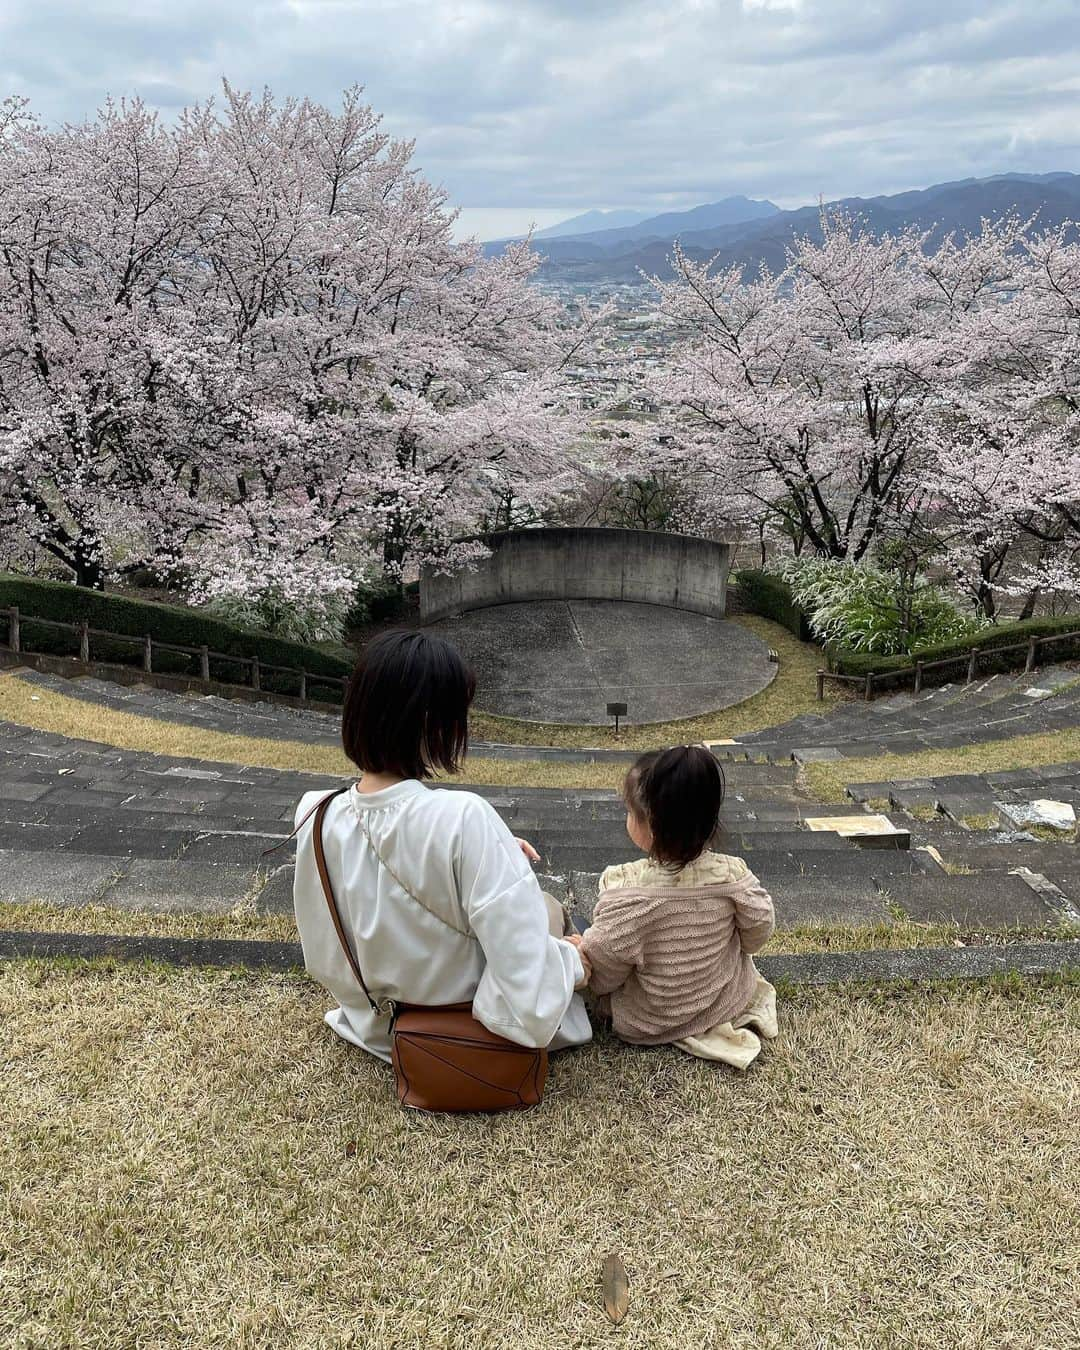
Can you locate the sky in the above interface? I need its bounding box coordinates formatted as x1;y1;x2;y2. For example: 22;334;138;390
1;0;1078;240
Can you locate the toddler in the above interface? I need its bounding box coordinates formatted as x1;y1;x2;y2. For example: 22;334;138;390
570;746;778;1068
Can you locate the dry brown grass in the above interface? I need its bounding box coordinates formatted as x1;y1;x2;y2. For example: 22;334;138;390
0;672;623;791
4;899;1073;956
1;964;1077;1349
764;917;1079;954
806;727;1080;803
0;899;302;944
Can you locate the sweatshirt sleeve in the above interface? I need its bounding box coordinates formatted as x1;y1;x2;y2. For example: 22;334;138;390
733;873;776;954
456;795;584;1049
579;894;647;996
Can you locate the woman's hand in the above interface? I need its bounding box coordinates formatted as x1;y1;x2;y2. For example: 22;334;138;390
514;837;541;865
564;932;592;988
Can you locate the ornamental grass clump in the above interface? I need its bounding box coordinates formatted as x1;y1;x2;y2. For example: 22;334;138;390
777;557;979;655
192;547;357;645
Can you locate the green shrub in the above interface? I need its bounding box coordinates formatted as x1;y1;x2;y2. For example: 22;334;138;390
736;570;813;641
202;586;353;645
347;577;420;627
829;614;1080;680
779;557;979;656
0;573;353;701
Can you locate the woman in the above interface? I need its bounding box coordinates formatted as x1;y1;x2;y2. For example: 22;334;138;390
292;630;592;1062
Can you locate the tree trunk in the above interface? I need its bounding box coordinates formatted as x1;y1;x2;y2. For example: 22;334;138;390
975;580;997;621
382;527;407;585
73;548;105;591
1018;586;1040;621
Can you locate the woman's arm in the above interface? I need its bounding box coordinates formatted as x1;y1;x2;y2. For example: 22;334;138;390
457;797;584;1048
733;875;776;954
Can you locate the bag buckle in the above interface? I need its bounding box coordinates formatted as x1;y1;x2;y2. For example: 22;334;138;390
375;997;398;1019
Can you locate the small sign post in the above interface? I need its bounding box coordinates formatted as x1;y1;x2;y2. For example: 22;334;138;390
607;701;628;736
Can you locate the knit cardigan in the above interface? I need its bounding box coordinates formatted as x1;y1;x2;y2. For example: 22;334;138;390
579;852;775;1045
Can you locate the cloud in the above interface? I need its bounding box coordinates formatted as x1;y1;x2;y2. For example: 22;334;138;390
1;0;1078;238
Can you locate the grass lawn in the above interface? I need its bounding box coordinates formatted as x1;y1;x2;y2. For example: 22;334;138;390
2;899;1075;956
804;729;1080;803
2;964;1076;1349
0;671;625;792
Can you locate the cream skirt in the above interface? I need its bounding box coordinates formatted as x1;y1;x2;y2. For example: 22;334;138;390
674;972;778;1069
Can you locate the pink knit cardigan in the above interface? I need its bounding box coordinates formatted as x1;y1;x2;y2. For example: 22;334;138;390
579;855;775;1045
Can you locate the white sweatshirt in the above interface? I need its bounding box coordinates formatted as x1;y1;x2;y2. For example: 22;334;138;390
292;779;592;1062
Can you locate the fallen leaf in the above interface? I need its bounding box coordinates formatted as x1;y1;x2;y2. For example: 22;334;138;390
602;1252;629;1324
344;1140;357;1157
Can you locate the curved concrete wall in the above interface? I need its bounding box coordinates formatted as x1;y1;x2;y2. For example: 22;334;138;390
420;528;731;622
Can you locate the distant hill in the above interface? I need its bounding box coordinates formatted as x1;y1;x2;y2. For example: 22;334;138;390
488;173;1080;283
484;194;780;259
533;209;655;239
561;195;781;247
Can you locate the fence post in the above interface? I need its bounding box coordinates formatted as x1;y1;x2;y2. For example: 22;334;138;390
8;607;19;653
1024;636;1038;673
816;669;825;702
299;670;307;703
863;671;873;701
79;621;89;663
143;635;153;673
913;660;924;695
200;645;210;682
966;647;978;684
251;655;260;692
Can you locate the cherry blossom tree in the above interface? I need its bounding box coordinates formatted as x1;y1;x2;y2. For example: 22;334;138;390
923;224;1080;614
0;85;593;608
646;212;948;562
645;209;1080;617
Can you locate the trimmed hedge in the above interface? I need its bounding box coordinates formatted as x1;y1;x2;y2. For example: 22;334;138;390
736;570;813;642
0;573;353;702
829;614;1080;680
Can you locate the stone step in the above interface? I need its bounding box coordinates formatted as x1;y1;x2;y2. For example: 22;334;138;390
924;838;1080;873
873;872;1061;928
766;876;892;926
536;833;863;874
762;848;941;879
734;679;1080;759
0;847;270;913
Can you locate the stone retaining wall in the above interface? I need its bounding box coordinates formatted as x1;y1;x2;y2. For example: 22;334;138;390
420;528;731;622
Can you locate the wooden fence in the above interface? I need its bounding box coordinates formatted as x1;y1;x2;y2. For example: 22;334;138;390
1;606;347;704
817;628;1080;702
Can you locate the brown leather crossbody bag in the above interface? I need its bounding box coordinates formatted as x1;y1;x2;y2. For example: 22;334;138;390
308;789;547;1114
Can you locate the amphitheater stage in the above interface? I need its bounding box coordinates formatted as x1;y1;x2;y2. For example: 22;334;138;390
425;599;776;726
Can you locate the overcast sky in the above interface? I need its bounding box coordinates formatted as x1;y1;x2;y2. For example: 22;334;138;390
1;0;1078;239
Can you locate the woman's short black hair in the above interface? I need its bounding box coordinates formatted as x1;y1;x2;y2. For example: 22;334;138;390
623;745;725;867
342;630;476;779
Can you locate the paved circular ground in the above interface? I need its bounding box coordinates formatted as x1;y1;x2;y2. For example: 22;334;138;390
426;600;776;725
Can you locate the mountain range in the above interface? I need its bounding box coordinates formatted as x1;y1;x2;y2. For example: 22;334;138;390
485;173;1080;283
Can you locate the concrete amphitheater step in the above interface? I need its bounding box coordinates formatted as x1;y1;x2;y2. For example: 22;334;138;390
846;765;1080;820
872;873;1068;928
726;665;1079;761
4;713;1068;935
838;761;1080;923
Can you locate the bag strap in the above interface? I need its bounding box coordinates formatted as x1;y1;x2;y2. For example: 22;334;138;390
261;785;351;858
310;789;393;1019
356;810;471;939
